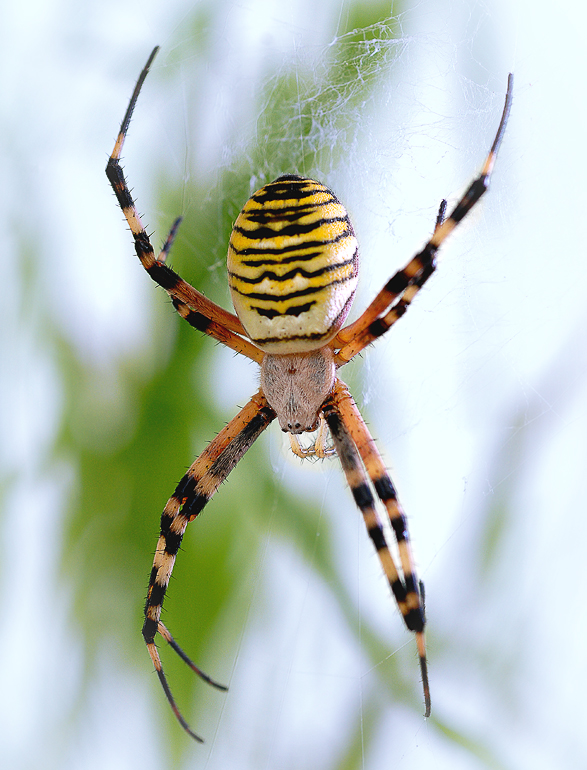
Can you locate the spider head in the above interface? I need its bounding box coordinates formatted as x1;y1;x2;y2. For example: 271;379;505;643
260;348;336;434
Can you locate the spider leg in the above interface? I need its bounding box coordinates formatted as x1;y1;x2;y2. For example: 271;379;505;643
434;199;448;231
169;294;263;362
333;74;513;365
157;216;182;264
106;48;262;362
159;216;263;360
331;199;447;367
322;379;430;716
143;390;276;742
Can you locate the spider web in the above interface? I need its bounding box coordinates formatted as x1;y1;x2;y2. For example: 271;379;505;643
149;10;515;769
156;12;448;769
4;0;582;767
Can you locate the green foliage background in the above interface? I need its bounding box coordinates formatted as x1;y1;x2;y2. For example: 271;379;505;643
2;2;520;768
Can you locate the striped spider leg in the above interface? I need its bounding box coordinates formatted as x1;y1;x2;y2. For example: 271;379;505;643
322;78;512;711
107;46;512;741
106;46;263;366
288;199;447;459
322;379;431;711
143;391;275;741
332;73;513;365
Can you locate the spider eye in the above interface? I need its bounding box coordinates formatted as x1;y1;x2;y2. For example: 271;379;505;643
284;417;320;433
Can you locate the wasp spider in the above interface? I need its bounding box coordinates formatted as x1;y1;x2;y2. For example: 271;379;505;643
106;47;512;741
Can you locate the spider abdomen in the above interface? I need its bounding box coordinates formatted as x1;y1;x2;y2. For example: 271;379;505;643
227;175;359;353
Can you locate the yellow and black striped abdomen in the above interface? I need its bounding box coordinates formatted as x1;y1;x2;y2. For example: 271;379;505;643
227;176;359;353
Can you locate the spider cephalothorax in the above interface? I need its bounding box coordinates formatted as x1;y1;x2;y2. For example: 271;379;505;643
106;46;512;741
260;348;335;433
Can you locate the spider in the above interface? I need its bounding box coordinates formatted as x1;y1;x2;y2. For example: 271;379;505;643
106;46;512;741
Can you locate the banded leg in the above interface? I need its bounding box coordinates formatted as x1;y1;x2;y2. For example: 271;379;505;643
338;200;447;363
322;379;429;716
333;258;436;365
329;379;429;712
105;47;262;362
333;73;513;366
332;201;446;355
153;219;257;358
143;390;276;741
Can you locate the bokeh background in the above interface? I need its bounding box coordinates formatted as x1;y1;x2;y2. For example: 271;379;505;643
2;0;586;768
